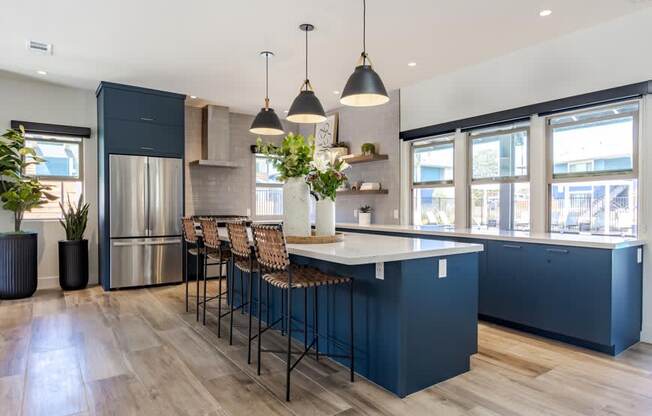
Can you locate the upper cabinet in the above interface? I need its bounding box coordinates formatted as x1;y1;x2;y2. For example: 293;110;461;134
97;82;185;158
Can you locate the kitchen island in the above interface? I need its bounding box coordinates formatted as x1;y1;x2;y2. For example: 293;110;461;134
224;231;483;398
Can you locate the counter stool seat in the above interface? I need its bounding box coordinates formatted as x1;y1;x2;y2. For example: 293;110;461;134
206;247;231;261
263;265;350;289
234;257;258;273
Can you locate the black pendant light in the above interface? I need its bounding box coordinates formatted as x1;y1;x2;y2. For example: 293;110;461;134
250;51;285;135
340;0;389;107
287;24;326;124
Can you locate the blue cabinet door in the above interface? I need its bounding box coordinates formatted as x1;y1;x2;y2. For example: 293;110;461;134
529;244;612;345
483;241;531;323
103;87;184;126
105;118;184;157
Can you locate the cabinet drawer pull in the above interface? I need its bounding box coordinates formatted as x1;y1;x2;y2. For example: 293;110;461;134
140;116;155;122
502;244;522;249
546;248;569;254
140;146;154;151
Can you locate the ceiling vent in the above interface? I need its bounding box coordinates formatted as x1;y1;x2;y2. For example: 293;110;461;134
26;40;53;55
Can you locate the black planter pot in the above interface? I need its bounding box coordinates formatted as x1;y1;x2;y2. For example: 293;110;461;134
0;232;38;299
58;240;89;290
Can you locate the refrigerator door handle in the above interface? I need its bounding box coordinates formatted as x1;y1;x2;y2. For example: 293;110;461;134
112;238;181;247
145;157;150;236
112;241;143;247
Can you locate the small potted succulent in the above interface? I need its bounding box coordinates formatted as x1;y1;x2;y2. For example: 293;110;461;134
358;205;372;226
0;126;55;299
58;195;90;290
306;156;350;236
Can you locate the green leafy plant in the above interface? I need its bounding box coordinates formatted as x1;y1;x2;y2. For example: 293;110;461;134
361;143;375;155
0;126;56;232
256;133;315;181
359;205;372;213
306;157;350;201
59;195;89;240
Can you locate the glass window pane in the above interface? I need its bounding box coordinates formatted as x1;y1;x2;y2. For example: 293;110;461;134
255;156;281;184
550;179;637;236
413;187;454;226
255;186;283;216
552;116;634;176
470;183;530;231
25;139;81;179
471;130;527;180
412;142;453;183
24;180;83;220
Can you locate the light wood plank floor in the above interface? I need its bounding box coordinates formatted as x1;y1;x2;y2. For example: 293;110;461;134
1;281;651;416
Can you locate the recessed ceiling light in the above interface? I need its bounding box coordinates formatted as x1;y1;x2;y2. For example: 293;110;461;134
36;70;47;75
539;9;552;17
190;95;197;99
333;90;340;95
408;62;417;67
283;110;289;113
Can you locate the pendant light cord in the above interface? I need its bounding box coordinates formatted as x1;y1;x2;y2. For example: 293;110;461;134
362;0;367;64
304;28;309;89
265;53;269;107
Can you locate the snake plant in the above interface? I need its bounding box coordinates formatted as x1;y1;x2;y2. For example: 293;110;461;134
59;195;89;241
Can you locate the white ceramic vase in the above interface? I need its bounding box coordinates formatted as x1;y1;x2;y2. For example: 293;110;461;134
315;199;336;236
358;212;371;226
283;177;311;237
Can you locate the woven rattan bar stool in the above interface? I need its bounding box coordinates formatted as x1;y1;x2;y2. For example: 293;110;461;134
250;223;354;401
198;218;232;326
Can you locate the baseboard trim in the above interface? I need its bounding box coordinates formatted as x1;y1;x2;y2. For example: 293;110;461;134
37;275;59;290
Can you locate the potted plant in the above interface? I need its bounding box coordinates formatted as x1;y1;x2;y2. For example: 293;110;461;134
257;133;314;236
307;156;349;236
0;126;55;299
58;195;90;290
359;205;372;226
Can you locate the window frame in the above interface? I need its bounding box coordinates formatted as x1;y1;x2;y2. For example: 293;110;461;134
545;100;640;235
409;135;455;225
467;124;531;230
546;101;639;184
23;133;84;220
253;154;283;220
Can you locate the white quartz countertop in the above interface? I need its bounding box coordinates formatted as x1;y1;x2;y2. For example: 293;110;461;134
218;229;483;265
336;223;645;250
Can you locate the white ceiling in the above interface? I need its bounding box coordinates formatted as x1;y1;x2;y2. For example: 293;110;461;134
1;0;650;115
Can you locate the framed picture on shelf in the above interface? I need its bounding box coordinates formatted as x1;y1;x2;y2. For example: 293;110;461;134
314;113;338;158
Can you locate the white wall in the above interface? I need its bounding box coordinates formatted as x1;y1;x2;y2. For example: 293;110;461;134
0;71;98;287
399;8;652;343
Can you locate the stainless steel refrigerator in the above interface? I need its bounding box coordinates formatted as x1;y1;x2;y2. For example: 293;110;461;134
109;154;183;289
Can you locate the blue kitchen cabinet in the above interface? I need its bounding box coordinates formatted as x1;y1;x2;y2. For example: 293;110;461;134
102;82;184;127
104;118;184;157
337;226;643;355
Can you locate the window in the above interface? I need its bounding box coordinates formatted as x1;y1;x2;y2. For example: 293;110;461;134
469;124;530;231
255;155;283;217
547;102;639;236
23;134;83;219
411;136;455;226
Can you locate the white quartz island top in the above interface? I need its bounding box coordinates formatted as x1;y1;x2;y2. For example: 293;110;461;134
336;223;644;250
218;229;482;265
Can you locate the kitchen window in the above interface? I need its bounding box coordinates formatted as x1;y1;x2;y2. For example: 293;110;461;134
547;101;639;236
23;133;83;220
410;136;455;226
254;155;283;218
469;124;530;231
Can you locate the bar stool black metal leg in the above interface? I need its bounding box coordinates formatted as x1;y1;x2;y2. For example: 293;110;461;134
257;272;264;376
203;252;208;325
286;285;292;402
281;290;285;336
217;258;225;338
247;268;254;364
350;280;354;382
229;256;235;345
266;281;270;324
196;250;201;322
240;271;245;315
314;286;319;361
184;242;189;313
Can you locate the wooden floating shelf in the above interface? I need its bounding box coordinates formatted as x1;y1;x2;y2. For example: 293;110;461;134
340;154;389;164
337;189;389;195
